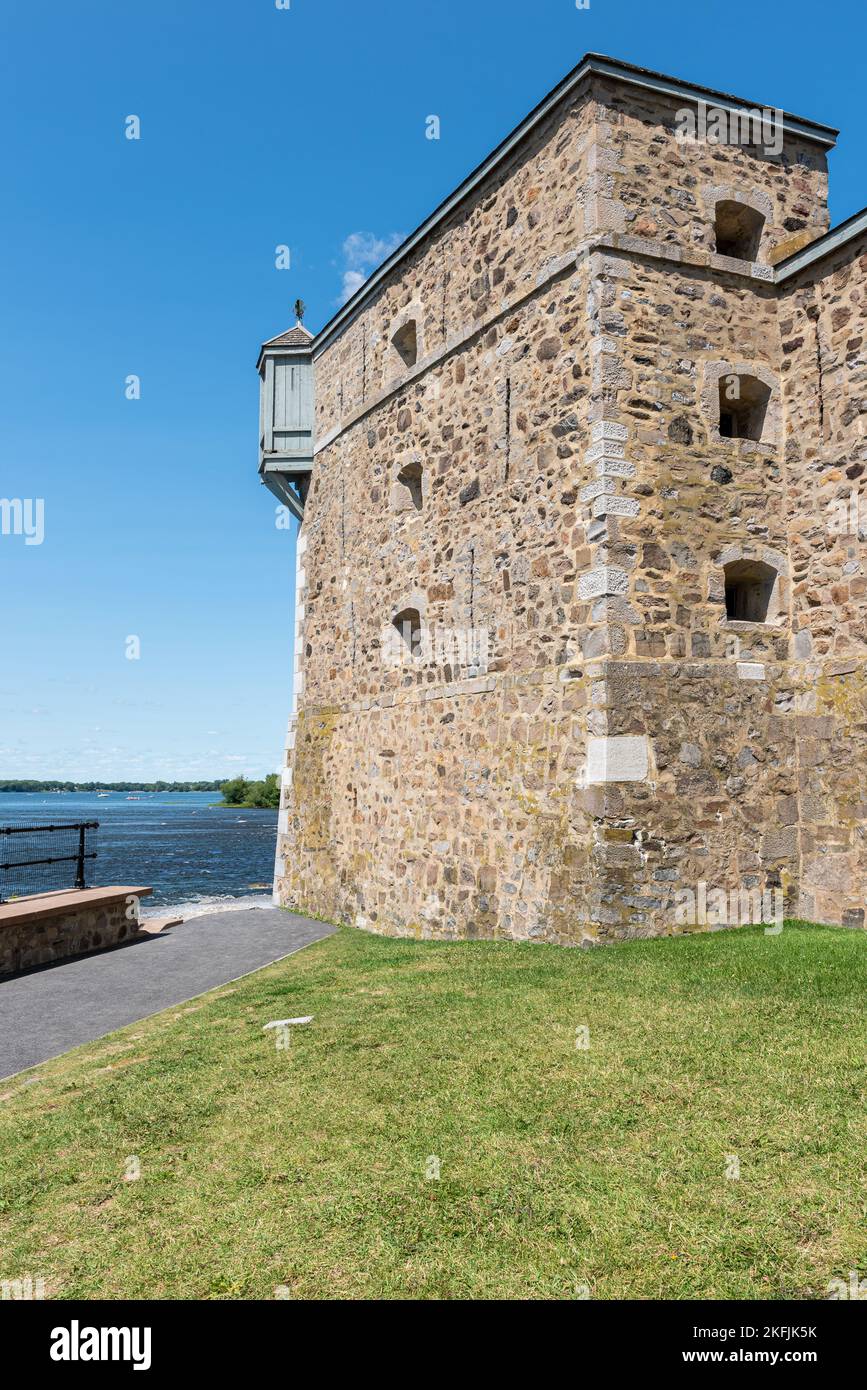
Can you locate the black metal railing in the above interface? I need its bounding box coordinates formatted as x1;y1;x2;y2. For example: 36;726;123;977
0;821;99;902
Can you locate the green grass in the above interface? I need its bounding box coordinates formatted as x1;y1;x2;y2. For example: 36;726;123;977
1;923;865;1300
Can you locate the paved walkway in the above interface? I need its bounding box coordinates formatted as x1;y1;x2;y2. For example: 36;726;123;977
0;908;336;1080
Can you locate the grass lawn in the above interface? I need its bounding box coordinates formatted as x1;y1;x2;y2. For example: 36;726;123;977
1;922;865;1300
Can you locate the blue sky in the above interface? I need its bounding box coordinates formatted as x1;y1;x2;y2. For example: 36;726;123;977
0;0;863;780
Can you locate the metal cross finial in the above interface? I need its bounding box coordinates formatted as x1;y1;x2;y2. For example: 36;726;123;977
294;298;306;325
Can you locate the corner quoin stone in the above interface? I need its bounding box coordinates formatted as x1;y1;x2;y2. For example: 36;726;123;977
578;566;629;599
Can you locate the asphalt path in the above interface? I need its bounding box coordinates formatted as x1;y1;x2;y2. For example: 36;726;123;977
0;908;336;1079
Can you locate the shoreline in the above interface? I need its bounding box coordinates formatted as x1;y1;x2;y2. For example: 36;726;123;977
140;892;273;921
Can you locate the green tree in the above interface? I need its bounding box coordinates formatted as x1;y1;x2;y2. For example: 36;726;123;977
220;777;249;806
233;774;280;808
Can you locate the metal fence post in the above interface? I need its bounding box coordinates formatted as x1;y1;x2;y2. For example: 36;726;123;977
75;824;87;890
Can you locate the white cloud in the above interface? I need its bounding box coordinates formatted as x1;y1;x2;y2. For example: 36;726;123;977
338;230;404;304
341;269;366;301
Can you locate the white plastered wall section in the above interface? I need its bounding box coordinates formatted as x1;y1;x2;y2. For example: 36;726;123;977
273;526;307;903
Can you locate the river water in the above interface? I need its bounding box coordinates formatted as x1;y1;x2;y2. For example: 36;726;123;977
0;792;277;917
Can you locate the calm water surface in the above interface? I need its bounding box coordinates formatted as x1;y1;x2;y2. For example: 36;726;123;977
0;792;277;916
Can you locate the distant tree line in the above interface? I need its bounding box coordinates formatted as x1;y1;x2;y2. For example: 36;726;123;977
218;774;280;809
0;780;226;792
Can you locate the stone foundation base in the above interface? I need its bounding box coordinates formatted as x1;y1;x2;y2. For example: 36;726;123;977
274;657;866;945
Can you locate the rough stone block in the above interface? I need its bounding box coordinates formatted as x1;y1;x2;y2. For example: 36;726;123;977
592;495;640;519
577;566;629;599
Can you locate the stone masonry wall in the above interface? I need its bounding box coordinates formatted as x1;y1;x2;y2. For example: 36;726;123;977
0;896;140;975
563;228;804;937
588;75;829;263
772;232;867;927
278;254;603;938
286;668;596;943
777;229;867;657
274;66;864;942
300;263;596;711
577;247;786;663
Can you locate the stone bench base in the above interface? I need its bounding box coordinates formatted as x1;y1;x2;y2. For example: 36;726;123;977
0;887;153;975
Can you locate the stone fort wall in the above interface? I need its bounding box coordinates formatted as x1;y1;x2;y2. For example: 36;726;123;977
274;64;865;941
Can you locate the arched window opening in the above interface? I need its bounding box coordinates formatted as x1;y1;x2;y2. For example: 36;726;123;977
714;201;765;261
724;560;777;623
718;374;771;442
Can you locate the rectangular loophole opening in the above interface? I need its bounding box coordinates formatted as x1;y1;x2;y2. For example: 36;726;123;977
392;607;422;658
391;320;418;368
724;559;776;622
714;200;766;261
718;374;771;441
396;460;423;511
